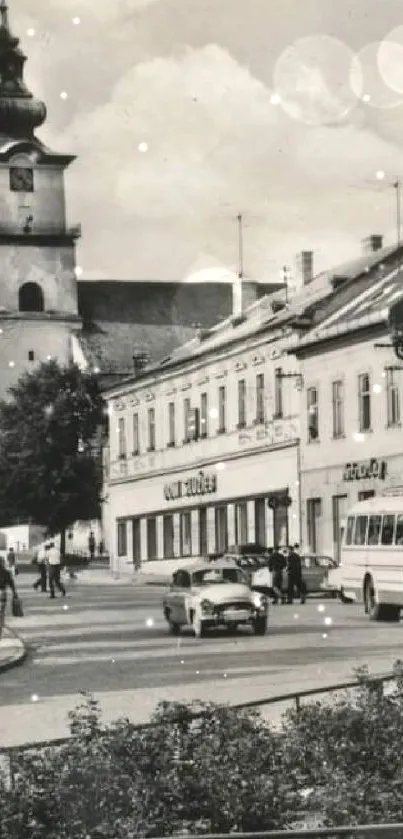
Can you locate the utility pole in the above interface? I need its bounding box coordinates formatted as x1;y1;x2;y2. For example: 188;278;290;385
237;213;244;279
394;178;401;245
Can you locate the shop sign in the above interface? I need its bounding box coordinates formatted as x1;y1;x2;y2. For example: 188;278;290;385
343;458;387;482
164;470;217;502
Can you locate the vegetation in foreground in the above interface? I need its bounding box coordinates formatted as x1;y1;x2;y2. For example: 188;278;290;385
1;664;403;838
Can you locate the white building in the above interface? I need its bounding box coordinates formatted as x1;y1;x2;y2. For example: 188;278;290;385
290;240;403;561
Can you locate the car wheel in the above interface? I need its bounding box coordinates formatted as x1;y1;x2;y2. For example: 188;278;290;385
363;577;399;622
168;621;181;635
253;615;267;636
226;623;238;634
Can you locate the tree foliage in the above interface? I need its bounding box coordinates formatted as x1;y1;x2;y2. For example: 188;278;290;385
0;360;105;536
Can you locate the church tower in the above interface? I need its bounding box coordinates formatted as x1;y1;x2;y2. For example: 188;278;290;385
0;0;81;397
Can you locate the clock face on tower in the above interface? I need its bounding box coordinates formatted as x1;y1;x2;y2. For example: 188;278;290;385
9;166;34;193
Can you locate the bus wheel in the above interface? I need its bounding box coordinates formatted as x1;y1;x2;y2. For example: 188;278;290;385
364;577;400;621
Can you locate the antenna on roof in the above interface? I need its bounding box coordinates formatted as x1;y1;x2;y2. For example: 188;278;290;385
237;213;243;279
393;178;401;245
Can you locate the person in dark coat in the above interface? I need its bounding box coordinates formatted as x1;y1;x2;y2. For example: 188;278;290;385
88;531;96;561
0;557;18;639
269;547;287;604
287;543;306;604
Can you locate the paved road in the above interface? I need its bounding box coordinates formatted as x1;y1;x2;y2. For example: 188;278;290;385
1;572;403;746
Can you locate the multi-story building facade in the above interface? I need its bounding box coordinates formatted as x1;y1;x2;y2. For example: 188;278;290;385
291;255;403;562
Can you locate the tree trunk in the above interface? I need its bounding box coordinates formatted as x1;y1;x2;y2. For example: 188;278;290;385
60;528;66;563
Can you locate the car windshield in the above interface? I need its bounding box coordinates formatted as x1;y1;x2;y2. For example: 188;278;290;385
192;568;245;586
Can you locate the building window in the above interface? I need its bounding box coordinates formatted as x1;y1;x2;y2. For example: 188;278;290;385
18;282;44;313
237;379;246;428
147;517;157;560
307;387;319;442
200;392;208;438
274;368;283;418
358;373;371;432
163;514;174;558
306;497;322;553
132;413;139;455
117;520;127;557
255;497;266;547
168;402;175;446
118;417;127;459
358;490;375;501
199;507;208;555
147;407;156;451
215;505;228;553
332;494;348;564
332;380;344;438
180;511;192;556
218;386;226;433
386;369;400;427
256;373;265;423
132;518;141;569
28;350;35;362
235;501;248;544
183;397;191;442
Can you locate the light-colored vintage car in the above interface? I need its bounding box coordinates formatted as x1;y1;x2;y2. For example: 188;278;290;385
162;560;268;637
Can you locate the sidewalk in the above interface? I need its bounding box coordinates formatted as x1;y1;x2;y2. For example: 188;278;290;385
77;568;170;587
0;626;27;673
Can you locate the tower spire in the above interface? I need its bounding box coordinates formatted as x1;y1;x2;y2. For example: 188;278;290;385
0;0;46;139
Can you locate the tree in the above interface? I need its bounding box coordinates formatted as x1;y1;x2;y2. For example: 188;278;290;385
0;360;105;550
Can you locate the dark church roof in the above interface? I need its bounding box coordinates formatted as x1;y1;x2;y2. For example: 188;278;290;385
75;280;279;381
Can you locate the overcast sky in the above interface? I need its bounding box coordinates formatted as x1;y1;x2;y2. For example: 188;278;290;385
12;0;403;281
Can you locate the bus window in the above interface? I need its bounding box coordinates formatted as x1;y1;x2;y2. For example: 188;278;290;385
354;515;368;545
396;515;403;545
368;515;382;545
345;516;355;545
381;514;395;546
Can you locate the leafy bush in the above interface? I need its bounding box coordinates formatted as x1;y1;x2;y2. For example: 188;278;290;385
0;693;297;839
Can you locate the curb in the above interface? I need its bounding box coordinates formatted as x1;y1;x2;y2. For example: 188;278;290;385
0;627;28;674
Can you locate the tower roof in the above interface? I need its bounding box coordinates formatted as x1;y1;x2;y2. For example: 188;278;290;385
0;0;46;139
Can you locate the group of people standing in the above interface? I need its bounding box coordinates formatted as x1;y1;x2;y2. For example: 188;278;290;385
33;542;66;599
267;544;306;605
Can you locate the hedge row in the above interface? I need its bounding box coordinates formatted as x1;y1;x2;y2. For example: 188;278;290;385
2;662;403;838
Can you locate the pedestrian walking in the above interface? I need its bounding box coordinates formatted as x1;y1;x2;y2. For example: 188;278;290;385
0;557;19;639
6;546;18;577
287;543;306;604
33;544;48;592
269;546;287;604
47;542;66;599
88;531;96;561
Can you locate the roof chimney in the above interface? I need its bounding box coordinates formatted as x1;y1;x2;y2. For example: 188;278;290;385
132;349;149;376
362;234;383;255
232;280;258;320
296;251;314;287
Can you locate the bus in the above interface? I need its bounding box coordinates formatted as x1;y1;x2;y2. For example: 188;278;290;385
339;496;403;621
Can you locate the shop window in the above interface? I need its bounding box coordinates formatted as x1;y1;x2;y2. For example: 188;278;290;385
332;380;344;438
306;497;322;552
237;379;246;428
358;373;371;432
215;505;228;553
354;515;368;545
256;373;265;423
235;501;248;544
395;514;403;545
118;417;127;459
168;402;175;447
381;514;395;545
147;407;156;451
274;368;283;418
307;387;319;441
386;369;401;427
199;506;208;555
200;392;208;438
18;282;44;313
368;515;382;545
332;494;348;563
218;386;226;433
132;517;141;568
180;511;192;556
163;514;174;558
132;413;139;455
147;517;157;560
117;520;127;556
254;497;266;547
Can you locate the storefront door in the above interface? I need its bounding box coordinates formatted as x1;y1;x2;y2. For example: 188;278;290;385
132;517;141;570
199;507;207;556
